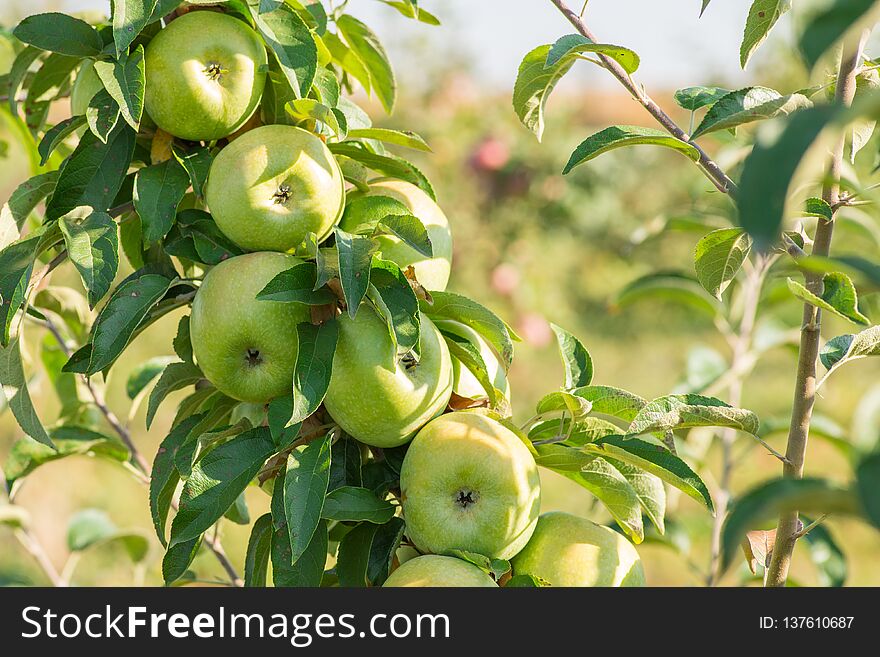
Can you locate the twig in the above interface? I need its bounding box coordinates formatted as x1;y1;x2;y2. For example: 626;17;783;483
548;0;738;196
792;514;828;540
764;31;867;589
14;528;65;587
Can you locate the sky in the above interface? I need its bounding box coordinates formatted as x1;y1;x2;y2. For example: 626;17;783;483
44;0;776;92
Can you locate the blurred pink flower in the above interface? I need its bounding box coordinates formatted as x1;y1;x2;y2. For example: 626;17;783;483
470;137;510;172
491;263;520;296
517;313;553;347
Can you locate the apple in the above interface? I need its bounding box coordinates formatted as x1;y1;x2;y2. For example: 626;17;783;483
383;555;497;587
143;11;267;141
324;305;452;448
400;411;541;560
205;124;345;252
433;318;510;403
190;251;310;403
511;512;646;587
341;179;452;291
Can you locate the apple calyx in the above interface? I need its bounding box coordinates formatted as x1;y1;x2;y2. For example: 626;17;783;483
204;61;228;81
272;184;292;205
245;348;263;367
454;488;479;509
399;351;419;372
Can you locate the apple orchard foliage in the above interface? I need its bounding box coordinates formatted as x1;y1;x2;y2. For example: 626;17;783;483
0;0;876;588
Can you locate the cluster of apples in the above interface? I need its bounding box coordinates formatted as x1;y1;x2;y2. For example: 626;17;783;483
107;9;643;587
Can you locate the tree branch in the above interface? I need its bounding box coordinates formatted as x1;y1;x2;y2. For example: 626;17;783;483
548;0;738;195
764;32;867;589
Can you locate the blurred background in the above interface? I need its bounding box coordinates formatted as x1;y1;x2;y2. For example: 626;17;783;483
2;0;879;587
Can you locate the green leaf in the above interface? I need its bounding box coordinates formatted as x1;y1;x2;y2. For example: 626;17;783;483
329;436;362;492
0;233;41;346
585;435;714;512
285;98;342;136
857;452;880;529
804;197;833;220
172;146;212;199
615;272;722;319
164;209;244;266
244;512;273;587
505;574;545;587
721;477;860;572
800;0;878;70
323;32;372;96
13;12;103;57
801;516;847;587
628;394;760;435
533;442;597;471
442;331;497;403
740;0;792;68
737;105;839;247
46;122;136;221
335;228;377;318
283;434;332;562
256;262;337;304
447;550;510;579
379;1;440;25
421;291;516;369
336;15;396;113
535;390;592;418
290;320;339;424
329;143;435;200
85;89;121;143
146;360;203;429
550;323;593;388
322;486;396;523
565;457;644;543
85;273;173;375
162;537;200;585
0;171;59;249
336;521;379;586
370;258;420;353
512;44;573;141
340;195;433;256
250;1;318;98
606;457;666;533
821;325;880;374
170;427;275;546
272;517;328;587
5;426;127;488
1;336;52;448
38;116;86;166
563;125;699;174
693;228;752;299
172;315;193;364
673;86;730;111
94;46;145;130
366;516;406;585
546;34;640;74
150;414;201;545
133;158;190;244
111;0;180;57
787;273;869;326
6;46;43;118
347;127;430;151
692;87;811;139
59;210;119;308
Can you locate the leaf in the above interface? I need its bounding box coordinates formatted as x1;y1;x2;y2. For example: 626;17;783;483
85;89;121;143
693;228;752;299
85;273;174;375
93;46;145;130
145;360;203;429
150;414;202;545
0;233;41;346
721;477;860;572
283;434;332;562
336;521;379;586
857;452;880;529
550;323;592;388
370;258;420;353
13;12;103;57
59;210;119;308
673;86;730;111
422;291;516;369
164;209;243;266
0;171;59;249
1;336;53;448
615;272;722;319
820;325;880;374
628;393;760;435
256;262;337;304
111;0;180;57
340;195;433;256
535;390;592;418
272;518;328;587
585;435;714;512
607;457;666;533
38;116;86;166
244;513;273;587
366;516;406;585
447;550;510;579
335;227;376;317
787;273;869;326
173;315;193;364
162;537;200;585
801;517;847;586
442;331;497;404
740;0;792;68
379;1;440;25
285;98;342;136
512;44;574;141
563;125;699;174
741;528;778;573
533;443;597;471
5;426;127;488
545;34;640;74
336;15;395;113
329;437;362;492
169;427;275;546
172;146;212;199
347;128;430;151
290;320;339;424
46;123;136;221
6;46;43;118
804;197;833;220
250;1;317;98
329;143;435;200
321;486;396;523
737;105;839;248
133;157;191;244
800;0;878;70
693;87;811;139
565;457;644;543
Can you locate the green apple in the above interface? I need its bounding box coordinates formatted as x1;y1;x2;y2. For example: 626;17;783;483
190;252;309;402
511;512;646;587
324;305;452;448
383;555;497;587
205;124;345;252
434;318;510;403
144;11;267;141
400;411;541;560
341;179;452;291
